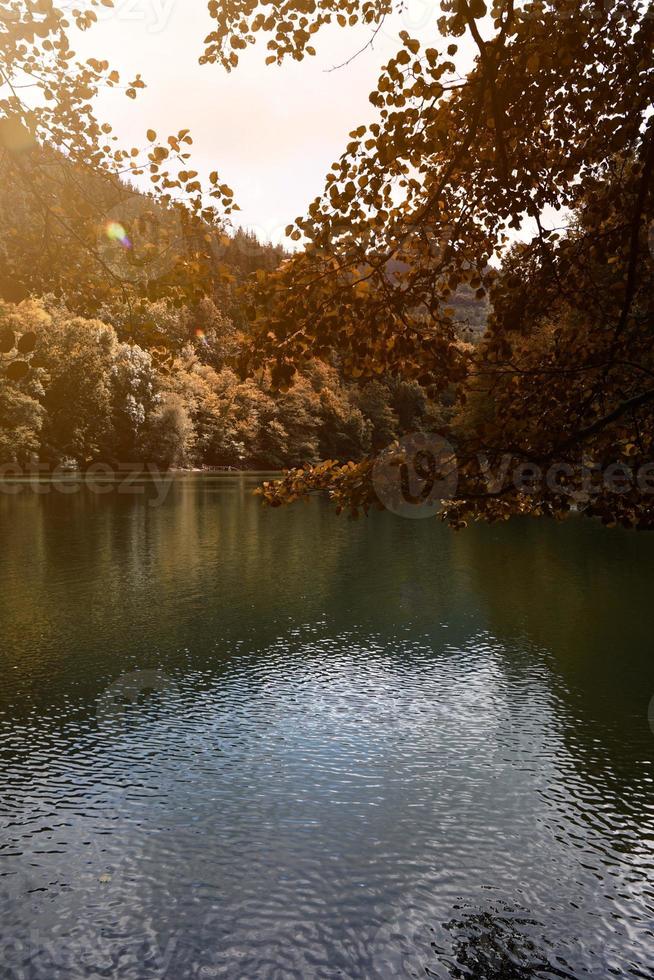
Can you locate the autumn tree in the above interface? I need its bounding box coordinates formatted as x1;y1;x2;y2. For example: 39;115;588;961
204;0;654;528
2;1;654;528
0;0;237;319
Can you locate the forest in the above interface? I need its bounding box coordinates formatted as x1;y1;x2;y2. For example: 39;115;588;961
0;0;652;530
0;294;459;470
0;145;485;471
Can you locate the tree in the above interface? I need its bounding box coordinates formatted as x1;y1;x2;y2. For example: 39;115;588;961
142;392;195;469
34;307;116;462
0;298;44;461
355;381;400;452
106;342;159;461
0;378;43;464
206;0;654;529
3;1;654;528
0;1;237;314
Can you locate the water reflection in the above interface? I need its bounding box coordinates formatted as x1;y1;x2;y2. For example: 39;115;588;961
0;476;653;978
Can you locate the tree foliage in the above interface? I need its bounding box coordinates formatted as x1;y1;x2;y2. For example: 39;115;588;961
2;1;654;529
207;0;654;529
0;0;237;312
0;297;441;469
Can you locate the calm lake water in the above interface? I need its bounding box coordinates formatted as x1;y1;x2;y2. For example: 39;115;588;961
1;474;653;979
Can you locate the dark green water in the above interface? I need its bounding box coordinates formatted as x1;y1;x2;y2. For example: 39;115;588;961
0;474;653;979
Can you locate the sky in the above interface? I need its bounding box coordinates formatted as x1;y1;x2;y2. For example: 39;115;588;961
70;0;479;246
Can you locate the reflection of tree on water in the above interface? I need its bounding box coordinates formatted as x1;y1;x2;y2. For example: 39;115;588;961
443;901;574;979
452;517;654;784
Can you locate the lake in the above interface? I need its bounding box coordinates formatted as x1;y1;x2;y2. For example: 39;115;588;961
1;473;653;978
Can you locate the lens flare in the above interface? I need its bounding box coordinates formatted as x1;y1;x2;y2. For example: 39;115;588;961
105;221;132;249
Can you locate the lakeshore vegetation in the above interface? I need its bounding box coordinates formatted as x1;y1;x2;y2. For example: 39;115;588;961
0;1;652;529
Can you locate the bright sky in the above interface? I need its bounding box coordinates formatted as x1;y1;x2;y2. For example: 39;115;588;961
71;0;478;246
